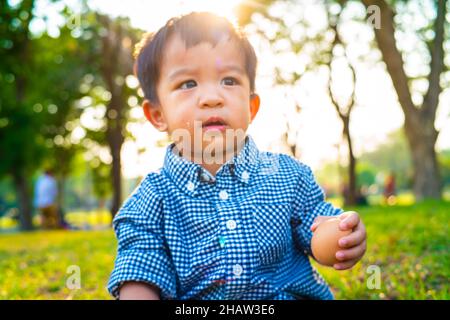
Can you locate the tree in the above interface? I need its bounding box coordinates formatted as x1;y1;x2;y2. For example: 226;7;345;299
0;1;91;229
32;15;92;214
325;4;359;205
238;0;449;201
237;0;361;204
98;14;137;217
0;0;42;230
361;0;448;200
77;12;140;217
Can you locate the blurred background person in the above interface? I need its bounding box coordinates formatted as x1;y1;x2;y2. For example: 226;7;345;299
384;172;397;205
34;169;59;229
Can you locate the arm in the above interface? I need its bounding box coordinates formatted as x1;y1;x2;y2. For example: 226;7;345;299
291;164;343;256
107;184;177;300
119;281;161;300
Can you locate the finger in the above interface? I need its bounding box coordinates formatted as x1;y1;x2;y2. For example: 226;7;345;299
333;258;360;270
355;219;366;234
338;228;366;248
336;240;367;261
339;211;360;231
339;211;359;230
311;221;321;231
310;216;331;232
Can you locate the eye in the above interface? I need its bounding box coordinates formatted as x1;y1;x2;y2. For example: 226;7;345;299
178;80;197;90
221;77;239;86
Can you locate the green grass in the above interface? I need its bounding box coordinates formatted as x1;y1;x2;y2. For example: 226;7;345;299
0;230;115;299
0;209;112;231
0;201;448;299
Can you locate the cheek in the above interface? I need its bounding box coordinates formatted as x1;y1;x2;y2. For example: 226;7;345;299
172;111;198;134
162;96;193;123
232;99;252;124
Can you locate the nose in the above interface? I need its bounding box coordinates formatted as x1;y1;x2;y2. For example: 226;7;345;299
198;84;224;108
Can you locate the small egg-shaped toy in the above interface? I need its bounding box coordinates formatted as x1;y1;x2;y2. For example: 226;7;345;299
311;218;351;266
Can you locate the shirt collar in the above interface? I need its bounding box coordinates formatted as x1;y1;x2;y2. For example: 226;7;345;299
162;134;260;196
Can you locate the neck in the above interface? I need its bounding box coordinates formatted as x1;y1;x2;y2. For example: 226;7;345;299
175;138;246;177
199;162;226;177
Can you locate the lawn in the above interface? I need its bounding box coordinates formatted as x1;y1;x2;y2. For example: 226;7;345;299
0;201;448;300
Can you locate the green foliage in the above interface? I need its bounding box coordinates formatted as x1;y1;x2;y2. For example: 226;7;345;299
0;2;93;227
0;2;144;219
0;0;46;177
70;12;142;204
323;131;418;200
317;128;449;197
0;178;17;215
438;149;450;187
91;161;113;200
359;129;413;189
356;161;377;187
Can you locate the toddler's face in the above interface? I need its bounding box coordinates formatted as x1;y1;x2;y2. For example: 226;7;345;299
143;34;259;163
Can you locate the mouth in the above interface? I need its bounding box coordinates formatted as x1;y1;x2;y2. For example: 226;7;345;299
202;117;228;132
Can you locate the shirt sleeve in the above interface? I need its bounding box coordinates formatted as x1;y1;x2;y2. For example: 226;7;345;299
291;163;343;256
107;183;177;299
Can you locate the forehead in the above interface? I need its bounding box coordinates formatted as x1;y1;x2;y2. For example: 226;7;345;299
159;34;246;78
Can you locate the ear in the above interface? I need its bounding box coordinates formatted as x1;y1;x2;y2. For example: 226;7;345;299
142;99;168;132
249;93;260;122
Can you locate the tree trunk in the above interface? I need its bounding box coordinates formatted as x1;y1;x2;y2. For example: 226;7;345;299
405;117;441;201
98;14;132;218
57;175;66;225
12;170;33;231
326;7;358;206
361;0;445;200
104;81;125;218
109;124;123;218
343;117;357;206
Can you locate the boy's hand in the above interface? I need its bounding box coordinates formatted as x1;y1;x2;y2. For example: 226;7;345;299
310;211;366;270
119;282;160;300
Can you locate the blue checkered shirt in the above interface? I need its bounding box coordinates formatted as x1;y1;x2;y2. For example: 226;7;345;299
108;135;343;300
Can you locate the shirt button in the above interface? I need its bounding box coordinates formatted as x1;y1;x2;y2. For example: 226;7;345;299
233;264;243;277
241;170;250;182
186;181;195;191
226;219;237;230
219;190;229;200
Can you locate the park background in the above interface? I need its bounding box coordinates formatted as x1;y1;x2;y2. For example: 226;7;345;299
0;0;448;299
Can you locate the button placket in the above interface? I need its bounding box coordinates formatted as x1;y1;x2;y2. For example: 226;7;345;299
241;170;250;183
226;219;237;230
219;190;229;200
186;181;195;192
232;264;243;277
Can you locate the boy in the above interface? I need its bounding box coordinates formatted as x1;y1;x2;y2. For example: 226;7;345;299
108;12;366;300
